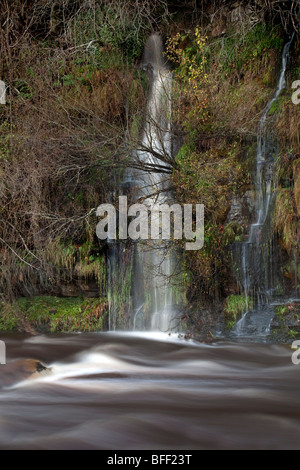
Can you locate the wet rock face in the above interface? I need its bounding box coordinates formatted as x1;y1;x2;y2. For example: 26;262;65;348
0;359;51;388
56;279;100;298
226;197;244;224
35;361;49;374
271;302;300;335
226;191;255;226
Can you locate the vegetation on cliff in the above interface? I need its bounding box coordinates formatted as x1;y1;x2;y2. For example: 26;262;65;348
0;0;299;333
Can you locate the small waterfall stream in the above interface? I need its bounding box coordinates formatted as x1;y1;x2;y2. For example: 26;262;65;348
234;34;295;337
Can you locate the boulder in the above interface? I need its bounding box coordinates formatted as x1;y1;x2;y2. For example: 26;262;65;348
0;359;52;388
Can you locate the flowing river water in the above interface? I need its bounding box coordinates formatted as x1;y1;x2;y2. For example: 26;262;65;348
0;332;300;450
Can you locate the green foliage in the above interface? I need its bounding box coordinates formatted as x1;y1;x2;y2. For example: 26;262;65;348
223;222;245;245
0;121;11;161
45;239;107;294
224;294;253;324
214;23;283;76
166;27;208;83
271;303;300;342
275;305;288;318
268;94;288;116
173;137;247;296
226;320;236;330
0;296;108;333
166;27;210;129
0;302;18;331
174;142;244;215
14;79;33;100
166;24;271;299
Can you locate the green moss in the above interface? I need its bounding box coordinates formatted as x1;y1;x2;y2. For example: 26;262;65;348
0;303;19;331
223;222;244;245
289;329;299;339
212;23;283;77
268;94;288;116
224;294;253;323
0;296;108;333
226;320;236;330
275;305;288;321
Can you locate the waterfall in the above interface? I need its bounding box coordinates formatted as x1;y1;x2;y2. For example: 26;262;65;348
132;33;178;332
234;34;294;337
108;33;180;332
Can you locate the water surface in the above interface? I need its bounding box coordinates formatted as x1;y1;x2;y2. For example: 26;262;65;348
0;332;299;449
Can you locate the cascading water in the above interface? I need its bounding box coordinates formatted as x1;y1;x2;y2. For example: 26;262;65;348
234;34;295;337
132;33;179;332
108;33;180;332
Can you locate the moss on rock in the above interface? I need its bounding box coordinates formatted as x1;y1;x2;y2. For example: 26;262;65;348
0;296;108;333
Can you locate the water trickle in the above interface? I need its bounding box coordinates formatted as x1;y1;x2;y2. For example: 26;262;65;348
234;34;295;338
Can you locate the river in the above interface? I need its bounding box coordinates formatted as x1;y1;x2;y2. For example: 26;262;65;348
0;332;299;449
